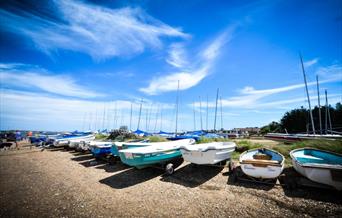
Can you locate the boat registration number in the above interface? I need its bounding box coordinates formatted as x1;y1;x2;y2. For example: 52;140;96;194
191;151;202;157
125;153;133;159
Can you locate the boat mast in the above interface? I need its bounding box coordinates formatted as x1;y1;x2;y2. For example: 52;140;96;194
325;90;332;133
137;98;143;130
120;109;124;128
300;53;315;134
154;105;159;133
145;107;148;132
316;75;322;135
193;102;196;131
148;104;153;132
102;103;106;130
206;95;209;131
325;90;328;134
82;112;87;131
160;106;163;131
214;88;219;131
175;80;180;136
114;101;118;130
220;96;223;131
199;96;203;130
129;102;133;131
88;112;92;130
94;108;98;131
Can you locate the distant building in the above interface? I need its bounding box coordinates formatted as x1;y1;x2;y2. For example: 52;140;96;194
230;127;261;136
119;126;128;131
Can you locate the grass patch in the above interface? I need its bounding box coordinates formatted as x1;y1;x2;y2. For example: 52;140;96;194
95;134;108;140
271;139;342;158
234;140;263;150
148;136;168;142
196;137;231;144
231;140;264;161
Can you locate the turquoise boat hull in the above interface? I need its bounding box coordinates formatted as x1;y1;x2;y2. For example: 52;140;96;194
119;149;182;169
111;144;120;156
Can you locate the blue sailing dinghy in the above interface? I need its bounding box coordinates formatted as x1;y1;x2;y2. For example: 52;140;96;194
89;141;114;158
290;148;342;190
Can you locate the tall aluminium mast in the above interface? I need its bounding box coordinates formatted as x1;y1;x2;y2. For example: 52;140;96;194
220;96;223;130
175;80;180;136
300;53;315;134
137;98;143;130
129;102;133;131
199;96;203;130
214;88;219;131
316;75;322;135
206;95;209;131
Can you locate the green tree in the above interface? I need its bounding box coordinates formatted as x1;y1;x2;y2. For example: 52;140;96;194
260;121;283;134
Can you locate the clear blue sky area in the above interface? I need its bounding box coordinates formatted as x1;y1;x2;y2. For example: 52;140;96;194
0;0;341;131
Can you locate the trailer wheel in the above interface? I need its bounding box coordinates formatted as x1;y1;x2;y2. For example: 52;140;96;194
165;163;174;175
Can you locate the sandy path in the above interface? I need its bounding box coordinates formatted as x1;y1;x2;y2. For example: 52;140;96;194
0;145;341;217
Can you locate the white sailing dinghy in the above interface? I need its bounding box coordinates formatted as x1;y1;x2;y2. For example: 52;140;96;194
290;148;342;190
239;148;284;179
68;135;96;149
180;142;236;165
53;134;95;147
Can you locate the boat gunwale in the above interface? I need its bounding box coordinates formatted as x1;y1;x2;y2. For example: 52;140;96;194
119;147;180;155
179;147;236;153
239;147;285;166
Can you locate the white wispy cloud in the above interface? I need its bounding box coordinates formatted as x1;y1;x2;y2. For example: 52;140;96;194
0;63;102;98
0;0;188;60
0;89;176;131
193;63;342;109
304;58;319;68
166;43;188;68
140;28;234;95
316;64;342;79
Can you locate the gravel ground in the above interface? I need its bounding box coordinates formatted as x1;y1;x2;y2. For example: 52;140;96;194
0;142;341;218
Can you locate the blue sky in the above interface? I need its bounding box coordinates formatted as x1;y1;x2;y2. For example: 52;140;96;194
0;0;341;131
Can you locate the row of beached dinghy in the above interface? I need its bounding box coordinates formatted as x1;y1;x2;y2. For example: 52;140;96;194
239;147;342;190
38;133;342;191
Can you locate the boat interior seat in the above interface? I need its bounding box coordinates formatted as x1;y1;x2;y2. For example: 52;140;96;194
241;159;281;165
253;153;272;160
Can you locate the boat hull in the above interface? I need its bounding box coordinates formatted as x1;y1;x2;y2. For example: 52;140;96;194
91;146;112;157
180;149;233;165
290;148;342;190
240;163;284;179
53;135;95;147
119;149;182;169
239;148;284;179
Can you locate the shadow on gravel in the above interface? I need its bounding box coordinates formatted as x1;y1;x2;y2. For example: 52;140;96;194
72;151;91;156
46;147;64;152
99;168;163;189
279;168;342;204
227;166;276;191
95;162;131;173
71;154;94;162
160;164;223;188
79;159;107;167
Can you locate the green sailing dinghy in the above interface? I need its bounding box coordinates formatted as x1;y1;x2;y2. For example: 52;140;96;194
118;139;195;174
